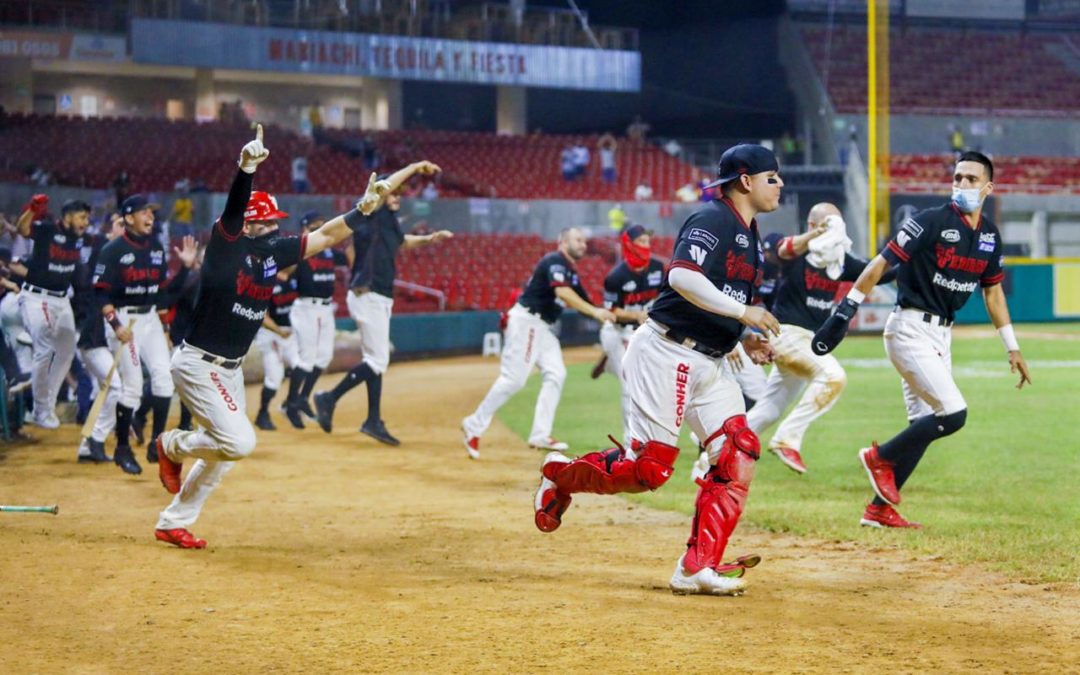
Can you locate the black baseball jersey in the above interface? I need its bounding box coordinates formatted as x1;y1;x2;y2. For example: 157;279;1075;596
603;258;665;325
517;251;591;324
650;198;762;354
94;231;188;309
881;203;1004;320
75;234;110;350
184;170;306;359
772;254;869;331
349;207;403;298
167;272;201;345
268;275;299;328
295;248;347;299
24;218;84;292
756;258;783;311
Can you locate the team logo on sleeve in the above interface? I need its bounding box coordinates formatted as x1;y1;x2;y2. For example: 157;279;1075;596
551;264;566;283
687;228;719;250
899;218;924;239
689;245;707;266
897;231;911;247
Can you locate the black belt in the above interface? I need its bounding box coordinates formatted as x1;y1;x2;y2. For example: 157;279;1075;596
923;312;953;328
180;342;243;370
661;326;727;359
301;297;333;305
21;283;66;298
120;305;155;315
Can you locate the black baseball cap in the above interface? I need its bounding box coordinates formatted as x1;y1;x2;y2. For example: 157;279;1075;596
762;232;784;251
120;194;160;216
61;199;91;215
300;211;324;228
704;144;780;189
623;224;653;241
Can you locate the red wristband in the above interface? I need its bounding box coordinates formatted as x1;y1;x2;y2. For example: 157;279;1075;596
105;310;121;330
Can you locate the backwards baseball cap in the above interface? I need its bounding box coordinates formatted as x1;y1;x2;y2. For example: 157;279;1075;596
299;211;323;228
244;191;289;222
623;223;653;241
61;199;91;215
120;194;159;216
704;143;780;189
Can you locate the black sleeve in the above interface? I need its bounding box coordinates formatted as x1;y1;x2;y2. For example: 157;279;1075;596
881;211;931;266
92;245;125;307
159;265;191;309
217;169;254;239
602;271;621;309
274;234;307;269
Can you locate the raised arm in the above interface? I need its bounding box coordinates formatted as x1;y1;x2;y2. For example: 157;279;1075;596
219;125;269;238
776;219;828;260
303;173;396;259
379;160;441;196
403;230;453;250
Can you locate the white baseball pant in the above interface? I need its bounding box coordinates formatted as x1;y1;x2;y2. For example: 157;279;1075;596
291;298;336;370
746;324;846;453
18;291;76;415
80;346;121;443
156;344;255;530
104;307;174;409
254;327;300;390
346;291;393;375
463;304;566;445
599;322;636;444
623;321;746;463
724;341;768;403
883;308;966;419
0;293;31;372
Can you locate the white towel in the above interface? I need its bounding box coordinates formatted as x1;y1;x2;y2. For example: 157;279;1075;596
806;214;852;280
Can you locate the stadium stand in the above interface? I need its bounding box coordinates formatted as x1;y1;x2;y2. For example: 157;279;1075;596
890;154;1080;194
799;23;1080;116
0;114;699;201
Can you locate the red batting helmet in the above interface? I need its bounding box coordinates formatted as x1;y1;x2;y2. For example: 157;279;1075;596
244;191;289;222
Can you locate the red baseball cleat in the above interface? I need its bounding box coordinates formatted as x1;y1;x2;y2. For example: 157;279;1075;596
461;424;480;460
860;503;922;529
771;445;807;474
859;443;899;505
155;528;207;549
156;436;182;495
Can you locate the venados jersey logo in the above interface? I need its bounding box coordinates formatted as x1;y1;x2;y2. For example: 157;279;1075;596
735;233;750;248
941;229;961;243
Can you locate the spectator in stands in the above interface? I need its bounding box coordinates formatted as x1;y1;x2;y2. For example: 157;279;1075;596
113;170;130;207
292;155;310;193
309;103;323;130
421;181;439;200
626;114;650;141
663;138;683;157
675;179;700;203
560;146;576;181
949;124;965;156
598;133;618;184
572;141;590;179
780;131;798;164
634;182;654;201
170;190;194;237
608;203;627;232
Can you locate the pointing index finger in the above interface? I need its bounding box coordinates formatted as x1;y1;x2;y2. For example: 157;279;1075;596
255;123;263;143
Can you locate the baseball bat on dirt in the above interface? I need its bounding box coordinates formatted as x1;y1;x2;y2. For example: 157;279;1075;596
80;321;133;440
0;504;59;514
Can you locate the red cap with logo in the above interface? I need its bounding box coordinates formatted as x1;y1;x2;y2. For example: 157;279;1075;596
244;191;289;221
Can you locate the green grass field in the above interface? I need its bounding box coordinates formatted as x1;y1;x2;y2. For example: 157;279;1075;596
499;323;1080;583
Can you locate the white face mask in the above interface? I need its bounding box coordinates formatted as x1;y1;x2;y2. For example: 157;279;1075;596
951;186;984;214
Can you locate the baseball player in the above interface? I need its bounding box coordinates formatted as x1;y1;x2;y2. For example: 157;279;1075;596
812;151;1031;528
15;195;90;428
152;125;390;549
282;211;349;429
311;163;452;446
253;270;300;431
592;224;664;442
73;211;125;463
746;204;897;473
461;227;617;459
93;195;197;475
533;144;781;596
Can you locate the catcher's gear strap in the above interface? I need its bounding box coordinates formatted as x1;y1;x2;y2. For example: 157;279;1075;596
702;414;761;466
551;440;679;495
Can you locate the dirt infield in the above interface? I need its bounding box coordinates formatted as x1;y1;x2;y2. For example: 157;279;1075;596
1;349;1077;673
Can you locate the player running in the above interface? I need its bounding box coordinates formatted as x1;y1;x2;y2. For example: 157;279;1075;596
312;164;452;446
532;144;780;596
461;227;616;459
152;125;392;549
812;151;1031;528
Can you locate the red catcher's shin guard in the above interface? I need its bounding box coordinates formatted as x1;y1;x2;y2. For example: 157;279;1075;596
549;440;679;495
682;416;760;574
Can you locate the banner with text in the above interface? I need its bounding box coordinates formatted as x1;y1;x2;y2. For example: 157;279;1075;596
906;0;1025;20
0;31;126;62
131;19;640;92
